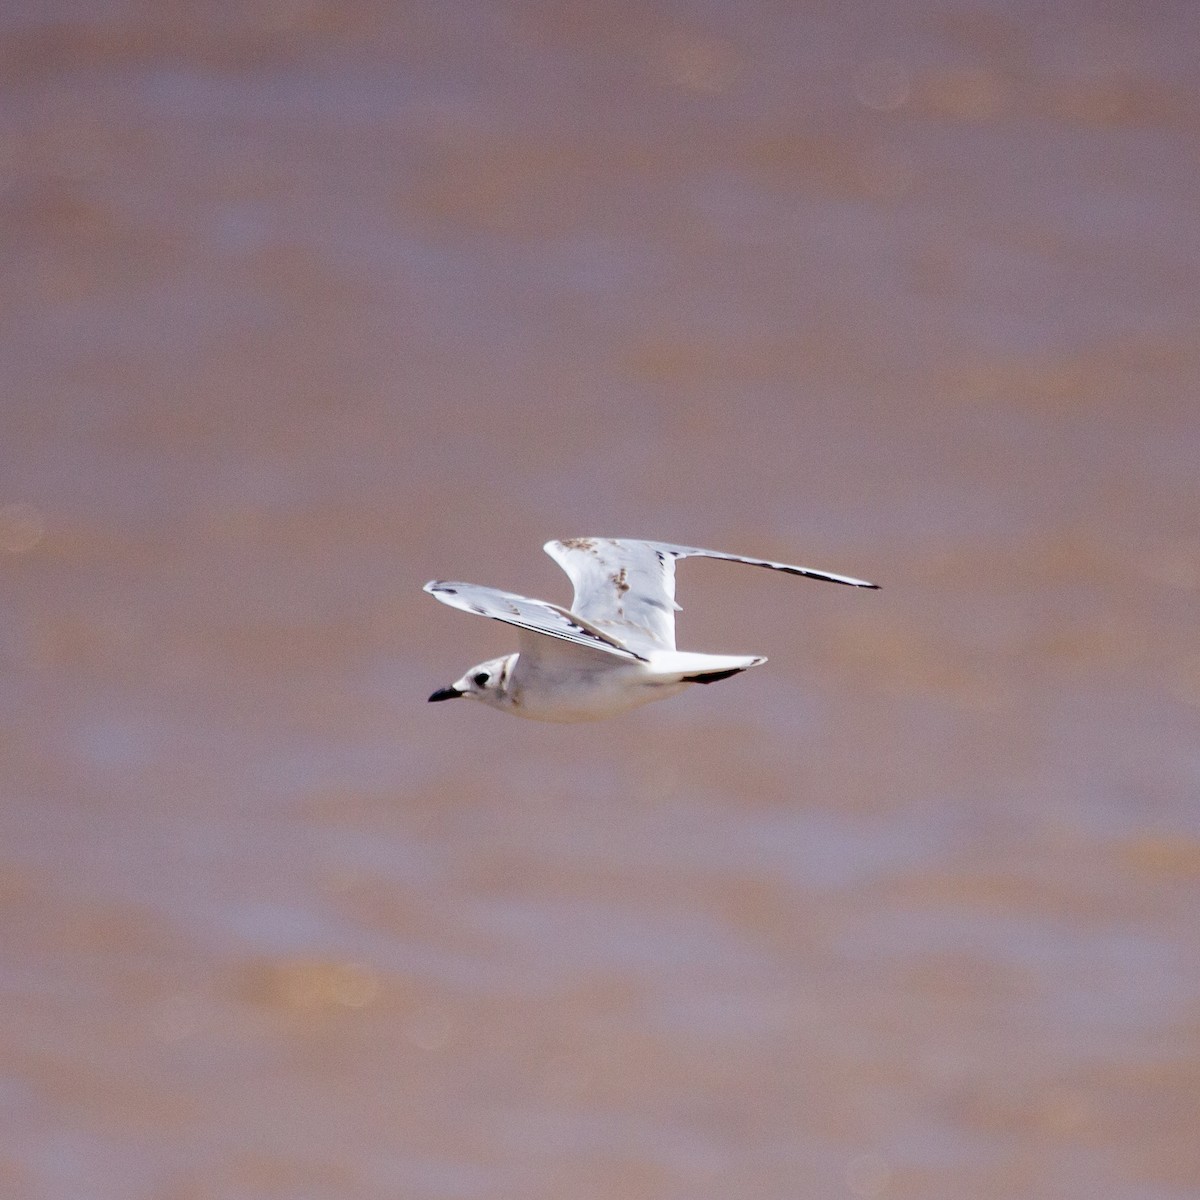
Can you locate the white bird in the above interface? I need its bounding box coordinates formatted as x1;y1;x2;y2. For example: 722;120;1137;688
424;537;878;722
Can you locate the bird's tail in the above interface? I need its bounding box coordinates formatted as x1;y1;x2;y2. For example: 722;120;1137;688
648;651;767;684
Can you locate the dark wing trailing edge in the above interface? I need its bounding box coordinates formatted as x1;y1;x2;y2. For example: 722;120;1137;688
650;541;880;589
423;580;648;662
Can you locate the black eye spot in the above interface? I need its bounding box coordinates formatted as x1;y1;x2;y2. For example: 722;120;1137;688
473;672;490;687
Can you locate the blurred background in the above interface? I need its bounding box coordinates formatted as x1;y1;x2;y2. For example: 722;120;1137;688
2;1;1199;1197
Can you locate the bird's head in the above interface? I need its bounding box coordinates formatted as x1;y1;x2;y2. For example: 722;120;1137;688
427;654;514;709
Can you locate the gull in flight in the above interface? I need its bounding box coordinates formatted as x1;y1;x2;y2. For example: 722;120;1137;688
425;537;878;722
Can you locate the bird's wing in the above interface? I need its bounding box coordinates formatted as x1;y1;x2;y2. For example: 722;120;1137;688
650;541;880;589
545;537;879;654
543;538;682;653
423;580;648;664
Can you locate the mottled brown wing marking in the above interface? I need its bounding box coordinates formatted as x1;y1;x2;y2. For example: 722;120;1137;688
545;538;681;653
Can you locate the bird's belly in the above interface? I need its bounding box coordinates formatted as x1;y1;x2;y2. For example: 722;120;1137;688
509;666;686;723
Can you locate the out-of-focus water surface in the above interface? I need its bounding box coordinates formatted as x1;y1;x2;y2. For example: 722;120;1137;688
3;2;1199;1197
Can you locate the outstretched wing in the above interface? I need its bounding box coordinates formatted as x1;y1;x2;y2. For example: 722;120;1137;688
653;541;879;589
544;537;879;654
544;539;682;653
423;580;648;663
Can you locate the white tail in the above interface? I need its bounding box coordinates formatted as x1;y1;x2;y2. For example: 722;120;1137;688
647;651;767;683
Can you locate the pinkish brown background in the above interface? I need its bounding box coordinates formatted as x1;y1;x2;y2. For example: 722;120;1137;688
2;2;1199;1198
